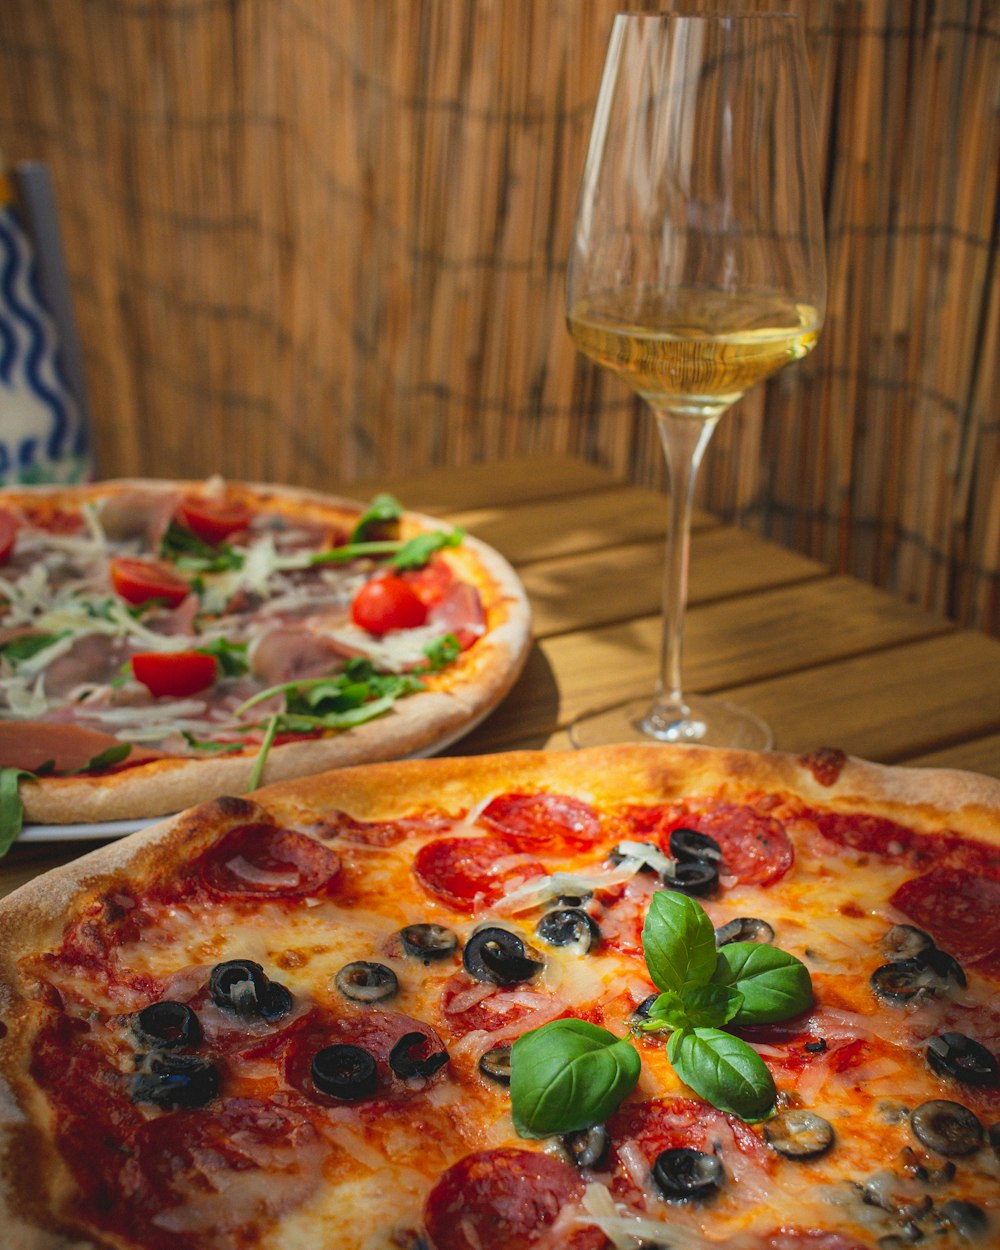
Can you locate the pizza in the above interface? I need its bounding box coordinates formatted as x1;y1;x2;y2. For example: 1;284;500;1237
1;744;999;1250
0;477;530;828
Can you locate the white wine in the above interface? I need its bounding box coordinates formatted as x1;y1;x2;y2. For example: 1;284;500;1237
567;288;820;414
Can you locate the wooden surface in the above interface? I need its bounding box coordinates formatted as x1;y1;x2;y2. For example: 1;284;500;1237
0;1;998;632
3;454;999;899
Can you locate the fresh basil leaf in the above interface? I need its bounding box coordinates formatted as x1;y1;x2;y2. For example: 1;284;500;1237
388;529;463;570
638;988;690;1032
0;768;36;857
683;983;745;1028
667;1027;776;1121
510;1018;640;1139
350;493;403;542
712;942;813;1025
642;891;718;996
78;743;132;773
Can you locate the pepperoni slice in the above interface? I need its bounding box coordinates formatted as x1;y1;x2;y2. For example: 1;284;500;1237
423;1148;605;1250
197;824;341;898
891;869;1000;975
606;1097;772;1206
284;1008;447;1104
413;834;546;912
617;801;793;886
318;808;455;847
439;971;552;1037
478;792;603;848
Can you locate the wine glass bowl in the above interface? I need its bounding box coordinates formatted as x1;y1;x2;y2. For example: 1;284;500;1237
566;13;826;749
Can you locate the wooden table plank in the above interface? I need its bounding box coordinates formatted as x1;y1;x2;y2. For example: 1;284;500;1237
344;454;620;514
523;529;828;638
717;632;1000;763
447;487;716;567
904;734;1000;779
453;577;953;753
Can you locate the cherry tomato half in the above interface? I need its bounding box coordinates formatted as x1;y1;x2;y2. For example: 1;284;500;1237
132;650;218;698
177;495;253;545
110;557;190;608
0;509;18;563
351;576;428;635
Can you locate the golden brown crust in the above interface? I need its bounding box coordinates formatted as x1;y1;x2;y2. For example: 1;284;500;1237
1;479;532;825
1;744;999;1249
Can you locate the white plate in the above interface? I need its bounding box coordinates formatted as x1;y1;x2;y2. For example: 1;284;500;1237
19;817;158;843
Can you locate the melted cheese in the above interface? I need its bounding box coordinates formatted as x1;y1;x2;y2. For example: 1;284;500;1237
25;792;1000;1250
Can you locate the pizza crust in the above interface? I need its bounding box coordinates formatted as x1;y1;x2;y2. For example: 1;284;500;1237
1;744;999;1250
0;480;532;825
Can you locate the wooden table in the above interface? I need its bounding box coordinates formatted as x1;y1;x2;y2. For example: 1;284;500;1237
3;455;999;897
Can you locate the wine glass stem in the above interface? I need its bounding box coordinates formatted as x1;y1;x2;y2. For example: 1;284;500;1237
649;405;723;727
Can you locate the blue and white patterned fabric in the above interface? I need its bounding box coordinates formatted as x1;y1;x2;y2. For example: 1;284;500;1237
0;171;91;485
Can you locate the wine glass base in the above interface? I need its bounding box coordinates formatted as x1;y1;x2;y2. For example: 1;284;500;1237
568;693;773;751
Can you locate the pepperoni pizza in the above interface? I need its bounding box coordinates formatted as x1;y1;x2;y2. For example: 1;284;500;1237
0;478;530;828
0;744;998;1249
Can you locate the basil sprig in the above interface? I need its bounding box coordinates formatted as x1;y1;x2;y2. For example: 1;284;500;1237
509;892;812;1135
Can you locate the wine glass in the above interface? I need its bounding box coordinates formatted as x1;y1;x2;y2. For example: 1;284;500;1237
566;13;826;749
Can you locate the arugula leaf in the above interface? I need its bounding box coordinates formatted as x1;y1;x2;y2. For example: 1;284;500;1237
248;714;280;790
181;731;244;754
642;890;718;996
350;493;403;542
159;519;244;572
712;942;813;1025
0;769;36;857
510;1019;641;1138
196;637;249;678
308;528;464;571
0;633;64;664
418;633;461;672
78;744;132;773
667;1027;776;1121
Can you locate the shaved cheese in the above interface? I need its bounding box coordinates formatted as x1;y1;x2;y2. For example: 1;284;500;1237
575;1182;719;1250
496;863;657;914
314;621;449;672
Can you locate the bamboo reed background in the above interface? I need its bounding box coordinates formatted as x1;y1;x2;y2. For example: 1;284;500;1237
0;1;997;631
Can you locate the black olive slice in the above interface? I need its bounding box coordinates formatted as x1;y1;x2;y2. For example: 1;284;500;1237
563;1123;609;1169
927;1033;999;1087
335;961;399;1004
714;917;775;947
462;927;544;986
990;1122;1000;1158
132;1053;220;1108
209;959;269;1016
916;946;966;989
478;1045;513;1084
669;827;723;865
549;892;593;908
133;1001;202;1049
651;1147;724;1201
535;908;601;953
399;924;459;961
311;1043;378;1100
664;861;718;897
938;1199;988;1239
763;1109;835;1159
882;924;935;960
629;994;659;1027
910;1099;984;1156
389;1031;449;1080
607;841;663;874
869;959;930;1003
260;980;294;1022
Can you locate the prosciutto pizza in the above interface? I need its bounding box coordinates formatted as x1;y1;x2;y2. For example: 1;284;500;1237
0;744;998;1250
0;478;530;828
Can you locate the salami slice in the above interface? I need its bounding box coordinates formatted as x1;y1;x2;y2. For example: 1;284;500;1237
478;792;603;848
197;824;341;898
891;868;1000;975
422;1147;604;1250
413;834;546;911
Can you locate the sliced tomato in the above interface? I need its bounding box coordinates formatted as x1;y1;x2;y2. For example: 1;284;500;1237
131;650;217;697
176;494;253;544
351;575;428;635
0;508;17;563
110;557;190;608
